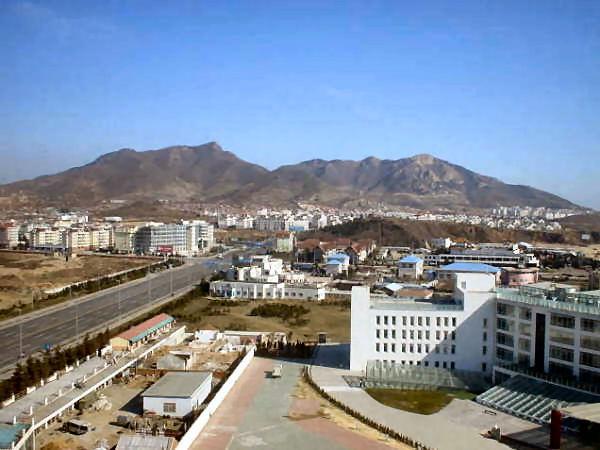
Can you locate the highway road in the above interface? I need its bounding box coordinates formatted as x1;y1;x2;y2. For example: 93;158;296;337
0;253;237;370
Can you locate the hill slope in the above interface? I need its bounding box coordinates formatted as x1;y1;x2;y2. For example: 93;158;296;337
0;143;579;210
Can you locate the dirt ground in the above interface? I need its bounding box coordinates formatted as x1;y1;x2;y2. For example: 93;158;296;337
0;252;154;309
171;298;351;342
37;377;151;450
291;375;411;449
533;242;600;259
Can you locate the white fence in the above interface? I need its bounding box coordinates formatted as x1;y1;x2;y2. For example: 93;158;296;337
176;347;255;450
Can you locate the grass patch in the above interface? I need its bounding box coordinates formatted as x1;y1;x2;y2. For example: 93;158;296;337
365;388;476;415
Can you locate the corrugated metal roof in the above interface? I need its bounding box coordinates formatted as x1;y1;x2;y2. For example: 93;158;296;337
117;313;174;344
142;371;211;398
116;434;176;450
440;262;500;273
0;423;28;448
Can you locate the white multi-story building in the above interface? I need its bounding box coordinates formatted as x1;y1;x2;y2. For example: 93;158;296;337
184;220;214;255
351;272;497;372
134;223;187;255
494;282;600;385
350;270;600;386
397;255;424;280
31;228;67;249
114;225;138;253
0;223;19;248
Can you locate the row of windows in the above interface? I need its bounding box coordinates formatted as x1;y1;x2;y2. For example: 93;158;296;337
375;329;456;341
375;342;456;354
378;359;458;370
375;315;457;327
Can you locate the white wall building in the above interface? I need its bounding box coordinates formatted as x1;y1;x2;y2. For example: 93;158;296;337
397;255;424;280
142;372;212;418
350;272;497;373
0;224;19;248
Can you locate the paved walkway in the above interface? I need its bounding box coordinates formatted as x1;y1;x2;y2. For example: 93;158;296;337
192;357;402;450
310;365;509;450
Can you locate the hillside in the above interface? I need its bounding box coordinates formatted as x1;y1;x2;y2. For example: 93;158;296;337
0;142;580;210
300;218;595;247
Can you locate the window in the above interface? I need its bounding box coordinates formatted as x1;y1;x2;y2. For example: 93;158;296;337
451;345;456;354
550;314;575;329
483;331;488;342
384;330;388;339
402;330;406;339
410;316;415;326
402;343;406;352
384;316;389;325
417;344;422;353
437;317;441;327
482;363;487;372
496;347;514;362
426;317;430;326
519;322;531;336
376;343;380;352
376;329;380;338
417;330;422;340
424;361;429;367
163;403;176;413
450;362;455;370
392;330;396;339
418;317;423;326
383;343;388;352
392;316;396;325
482;345;487;355
435;361;440;368
409;344;414;353
549;328;574;346
436;330;441;340
403;316;407;326
518;338;530;352
444;317;449;327
425;330;430;339
451;331;456;341
581;335;600;352
376;316;380;325
452;317;457;327
582;318;600;333
483;318;488;328
497;318;513;332
443;362;448;369
425;344;430;352
391;343;396;352
497;332;514;348
580;352;600;369
410;330;414;339
435;345;440;354
497;303;515;316
519;307;532;321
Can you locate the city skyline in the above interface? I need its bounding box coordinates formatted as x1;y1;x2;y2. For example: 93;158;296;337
1;0;599;208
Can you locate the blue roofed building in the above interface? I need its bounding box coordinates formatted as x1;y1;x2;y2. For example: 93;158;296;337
438;262;501;285
397;254;424;281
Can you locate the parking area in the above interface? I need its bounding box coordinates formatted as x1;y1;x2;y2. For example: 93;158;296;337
191;357;408;450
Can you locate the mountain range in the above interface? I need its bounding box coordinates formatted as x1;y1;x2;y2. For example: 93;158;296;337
0;142;579;210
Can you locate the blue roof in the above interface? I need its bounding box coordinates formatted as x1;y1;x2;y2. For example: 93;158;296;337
327;253;349;262
0;423;28;448
399;254;423;263
440;262;501;273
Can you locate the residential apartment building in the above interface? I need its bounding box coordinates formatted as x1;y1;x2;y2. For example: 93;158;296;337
0;224;19;248
114;225;138;253
134;223;187;255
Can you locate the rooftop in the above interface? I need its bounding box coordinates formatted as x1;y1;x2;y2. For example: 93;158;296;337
497;286;600;315
371;295;462;312
117;313;174;344
440;262;501;274
142;371;211;398
116;434;177;450
399;254;423;264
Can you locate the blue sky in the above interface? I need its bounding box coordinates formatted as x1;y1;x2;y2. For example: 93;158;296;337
1;0;599;208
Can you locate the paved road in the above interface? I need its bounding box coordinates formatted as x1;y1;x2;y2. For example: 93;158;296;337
0;253;237;370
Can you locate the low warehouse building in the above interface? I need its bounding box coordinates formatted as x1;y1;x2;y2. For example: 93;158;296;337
142;371;212;418
110;313;175;352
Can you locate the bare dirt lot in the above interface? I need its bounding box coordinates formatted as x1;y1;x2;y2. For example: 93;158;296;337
0;252;153;309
